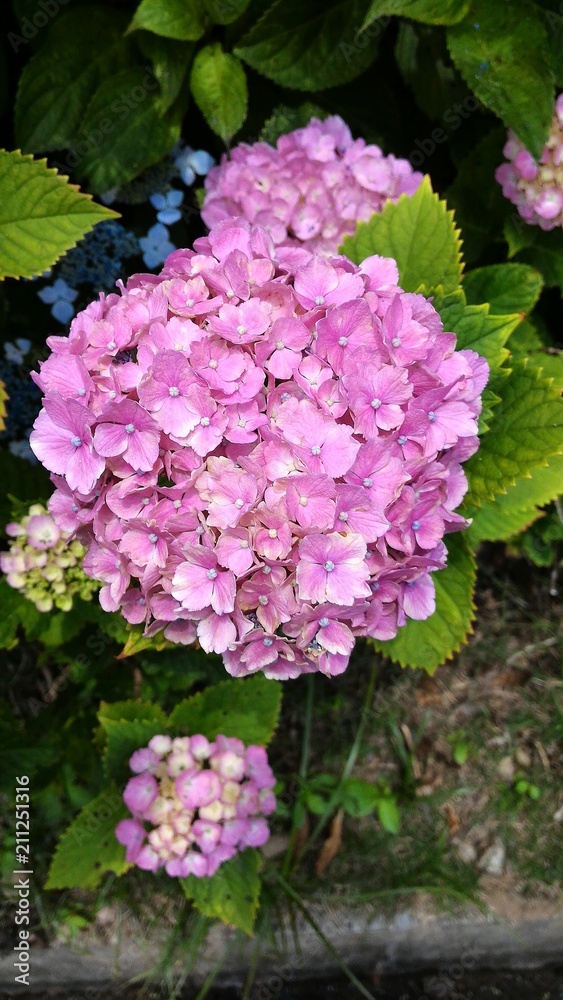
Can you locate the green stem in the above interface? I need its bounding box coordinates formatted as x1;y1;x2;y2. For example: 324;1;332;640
294;661;378;867
272;870;377;1000
281;674;315;877
241;936;261;1000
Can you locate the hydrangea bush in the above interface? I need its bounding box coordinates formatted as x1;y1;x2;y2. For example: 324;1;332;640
496;95;563;229
29;216;487;679
202;116;423;255
116;732;276;878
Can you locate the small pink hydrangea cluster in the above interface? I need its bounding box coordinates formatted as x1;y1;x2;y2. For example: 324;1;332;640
30;217;488;679
202;115;423;255
496;95;563;229
115;733;276;877
0;503;98;612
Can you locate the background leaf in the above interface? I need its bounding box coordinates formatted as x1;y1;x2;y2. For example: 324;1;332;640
363;0;469;27
235;0;382;91
447;0;554;159
128;0;208;41
465;454;563;545
169;675;282;746
45;786;130;890
463;263;543;317
0;150;117;280
190;44;248;144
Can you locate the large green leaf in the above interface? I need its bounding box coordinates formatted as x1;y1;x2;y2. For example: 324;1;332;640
181;848;261;935
463;359;563;508
234;0;381;91
190;44;248;144
169;675;282;747
14;6;131;153
136;33;194;113
362;0;469;27
260;103;328;145
0;580;41;651
466;453;563;545
341;176;463;294
74;68;181;193
128;0;208;40
463;263;543;318
45;786;130;890
98;700;169;729
373;533;476;671
0;150;118;280
447;0;554;160
101;718;168;782
515;229;563;296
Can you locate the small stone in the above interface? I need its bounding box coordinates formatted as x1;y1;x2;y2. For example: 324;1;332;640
456;841;478;865
497;755;515;782
515;748;531;768
479;838;506;876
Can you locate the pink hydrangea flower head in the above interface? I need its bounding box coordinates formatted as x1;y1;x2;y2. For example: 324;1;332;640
31;217;488;679
496;97;563;229
201;115;424;255
116;733;276;878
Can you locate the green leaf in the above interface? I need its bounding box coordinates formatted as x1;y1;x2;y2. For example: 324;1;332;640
463;264;543;317
341;176;463;295
136;33;193;113
234;0;382;91
0;150;118;280
169;675;282;747
45;786;130;890
15;6;131;153
465;453;563;545
181;848;261;934
373;533;476;672
128;0;208;40
101;718;167;782
376;796;400;834
73;68;181;193
341;778;380;817
190;44;248;144
206;0;251;24
447;0;554;160
463;359;563;508
363;0;469;27
98;699;168;729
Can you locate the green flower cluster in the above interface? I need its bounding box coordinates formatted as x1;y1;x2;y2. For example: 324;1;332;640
0;504;99;612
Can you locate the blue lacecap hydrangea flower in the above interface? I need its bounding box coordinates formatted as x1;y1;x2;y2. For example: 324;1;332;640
37;279;79;324
0;342;42;458
173;146;215;186
139;223;176;270
149;189;184;225
58;221;140;292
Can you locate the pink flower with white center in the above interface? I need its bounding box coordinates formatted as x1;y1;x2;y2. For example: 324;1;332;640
25;513;60;550
29;212;487;680
207;298;272;344
30;395;104;494
284;474;336;530
195;458;259;529
315;299;375;370
172;545;236;614
345;364;412;436
116;732;276;878
496;99;563;230
93;399;160;473
296;532;370;605
259;317;311;378
401;573;436;621
137;350;198;437
276;398;359;477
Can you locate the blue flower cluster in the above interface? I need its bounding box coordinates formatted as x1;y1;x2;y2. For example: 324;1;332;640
0;341;41;461
59;220;140;291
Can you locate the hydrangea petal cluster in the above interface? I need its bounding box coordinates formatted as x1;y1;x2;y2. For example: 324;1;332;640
30;217;488;679
496;96;563;229
201;116;424;256
0;504;99;612
115;733;276;877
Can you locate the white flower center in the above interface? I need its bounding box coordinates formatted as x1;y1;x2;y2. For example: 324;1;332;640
268;528;277;538
168;386;180;396
234;498;244;508
311;445;321;455
207;568;218;579
71;436;81;447
208;359;218;369
125;423;135;434
392;337;401;348
259;595;268;605
324;560;335;572
319;617;330;627
371;398;382;409
148;533;158;543
338;336;348;346
200;416;210;426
